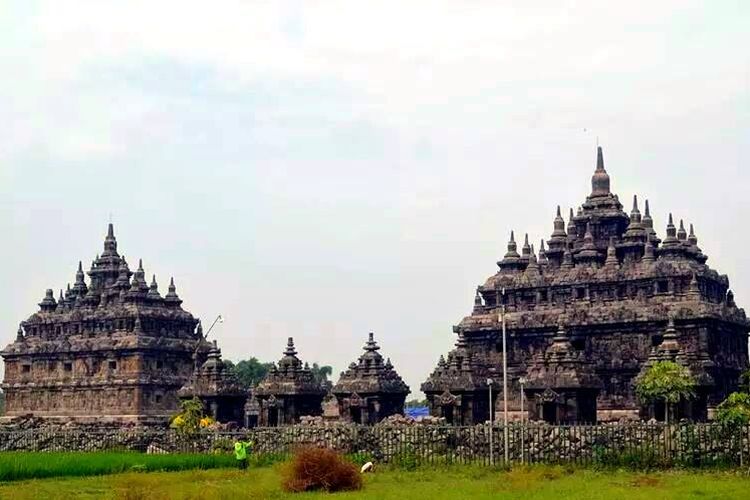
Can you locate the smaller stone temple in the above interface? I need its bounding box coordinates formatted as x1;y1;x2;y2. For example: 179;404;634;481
250;337;327;427
177;340;246;425
332;333;410;424
420;331;492;425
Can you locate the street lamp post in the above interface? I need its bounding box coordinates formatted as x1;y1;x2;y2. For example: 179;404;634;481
193;315;224;370
487;377;494;466
204;314;224;340
501;288;509;464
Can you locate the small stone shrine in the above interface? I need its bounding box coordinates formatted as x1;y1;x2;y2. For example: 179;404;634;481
251;337;327;426
332;332;410;424
177;340;246;424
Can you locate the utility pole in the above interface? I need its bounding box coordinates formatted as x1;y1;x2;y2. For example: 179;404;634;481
487;377;494;466
501;287;509;464
519;376;527;464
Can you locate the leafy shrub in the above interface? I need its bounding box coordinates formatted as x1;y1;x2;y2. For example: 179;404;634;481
170;398;207;436
282;447;363;493
717;392;750;426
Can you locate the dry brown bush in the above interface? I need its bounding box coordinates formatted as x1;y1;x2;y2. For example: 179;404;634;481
282;446;363;493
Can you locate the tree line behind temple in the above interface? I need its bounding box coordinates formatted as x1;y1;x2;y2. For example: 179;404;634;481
222;358;334;390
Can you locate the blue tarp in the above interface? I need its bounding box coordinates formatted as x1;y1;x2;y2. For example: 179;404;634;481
404;406;429;418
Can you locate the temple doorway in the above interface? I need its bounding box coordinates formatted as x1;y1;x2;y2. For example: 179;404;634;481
350;406;362;424
268;408;279;427
246;415;258;428
542;402;557;424
442;405;454;425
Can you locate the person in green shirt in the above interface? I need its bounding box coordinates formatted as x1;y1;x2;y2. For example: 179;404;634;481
234;439;252;470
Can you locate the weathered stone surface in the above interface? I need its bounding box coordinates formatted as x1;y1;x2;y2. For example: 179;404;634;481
1;224;211;423
422;148;749;424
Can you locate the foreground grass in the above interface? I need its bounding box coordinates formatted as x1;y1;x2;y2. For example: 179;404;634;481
0;452;237;481
2;464;750;500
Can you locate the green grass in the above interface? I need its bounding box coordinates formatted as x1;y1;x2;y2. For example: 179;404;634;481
0;451;238;481
2;464;750;499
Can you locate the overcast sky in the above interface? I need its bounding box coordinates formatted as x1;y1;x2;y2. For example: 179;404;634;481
1;1;748;396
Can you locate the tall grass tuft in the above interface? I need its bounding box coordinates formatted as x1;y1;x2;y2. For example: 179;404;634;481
0;451;236;482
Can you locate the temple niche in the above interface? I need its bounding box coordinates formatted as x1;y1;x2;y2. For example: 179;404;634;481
250;337;327;427
177;340;246;425
422;147;750;424
332;333;410;424
1;224;211;424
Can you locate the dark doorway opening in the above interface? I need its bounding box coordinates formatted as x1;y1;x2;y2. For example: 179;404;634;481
542;402;557;424
268;408;279;427
442;406;454;425
350;406;362;424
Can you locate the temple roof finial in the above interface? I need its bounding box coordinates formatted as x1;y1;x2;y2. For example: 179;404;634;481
677;219;687;240
102;223;118;257
591;146;611;197
284;337;298;357
164;277;182;306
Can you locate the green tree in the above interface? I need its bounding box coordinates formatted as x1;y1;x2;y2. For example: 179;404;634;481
230;358;274;389
310;363;333;387
405;398;428;408
716;392;750;426
635;361;695;423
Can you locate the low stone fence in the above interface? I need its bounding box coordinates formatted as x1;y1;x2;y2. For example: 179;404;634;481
1;422;749;467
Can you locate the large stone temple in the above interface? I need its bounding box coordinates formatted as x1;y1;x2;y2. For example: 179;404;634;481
422;147;749;424
1;224;210;423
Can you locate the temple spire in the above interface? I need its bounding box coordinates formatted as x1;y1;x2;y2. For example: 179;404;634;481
522;233;531;257
591;146;611;197
630;195;641;222
102;223;118;257
164;277;183;306
284;337;298;357
662;213;678;246
147;274;162;300
677;219;687;241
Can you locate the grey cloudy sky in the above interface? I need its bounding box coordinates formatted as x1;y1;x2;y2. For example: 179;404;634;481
1;1;748;395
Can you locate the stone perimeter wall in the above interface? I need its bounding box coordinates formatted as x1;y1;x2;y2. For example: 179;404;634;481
1;421;749;467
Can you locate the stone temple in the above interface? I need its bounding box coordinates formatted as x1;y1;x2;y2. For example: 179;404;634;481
332;332;410;424
422;147;749;424
248;337;327;427
1;224;210;423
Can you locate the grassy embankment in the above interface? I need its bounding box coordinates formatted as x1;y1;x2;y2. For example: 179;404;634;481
0;451;239;481
2;464;750;500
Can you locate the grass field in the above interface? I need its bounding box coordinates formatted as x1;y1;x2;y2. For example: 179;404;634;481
0;452;237;481
1;464;749;500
